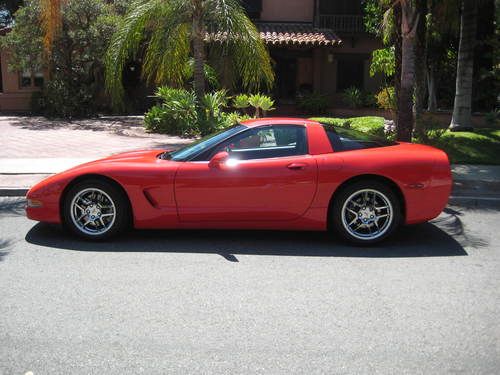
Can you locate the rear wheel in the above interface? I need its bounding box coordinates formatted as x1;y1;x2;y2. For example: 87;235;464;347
62;179;130;240
331;181;401;245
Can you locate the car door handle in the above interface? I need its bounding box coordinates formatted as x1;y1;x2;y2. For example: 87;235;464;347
287;163;307;170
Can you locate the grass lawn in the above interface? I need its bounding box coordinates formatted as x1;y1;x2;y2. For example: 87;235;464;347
310;116;500;165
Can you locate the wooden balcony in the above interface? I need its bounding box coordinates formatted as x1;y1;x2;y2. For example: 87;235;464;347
319;15;364;33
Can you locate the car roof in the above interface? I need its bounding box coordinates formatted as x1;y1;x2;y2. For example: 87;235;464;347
240;117;321;128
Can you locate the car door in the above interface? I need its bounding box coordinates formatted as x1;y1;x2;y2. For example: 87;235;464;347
174;125;318;222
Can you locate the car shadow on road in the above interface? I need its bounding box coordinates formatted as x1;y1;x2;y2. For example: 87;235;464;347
25;219;470;260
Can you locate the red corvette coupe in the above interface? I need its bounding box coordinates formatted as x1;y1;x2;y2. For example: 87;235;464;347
26;118;452;244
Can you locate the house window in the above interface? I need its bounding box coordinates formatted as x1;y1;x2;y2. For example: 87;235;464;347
20;69;44;89
241;0;262;19
336;56;364;92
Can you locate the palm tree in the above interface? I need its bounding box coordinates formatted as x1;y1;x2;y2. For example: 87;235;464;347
40;0;64;67
395;0;420;142
449;0;477;131
380;0;420;142
104;0;274;108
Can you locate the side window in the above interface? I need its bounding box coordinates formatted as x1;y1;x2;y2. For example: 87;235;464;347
323;125;396;152
210;125;307;160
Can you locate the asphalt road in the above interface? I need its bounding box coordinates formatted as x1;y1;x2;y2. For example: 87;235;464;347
1;197;499;374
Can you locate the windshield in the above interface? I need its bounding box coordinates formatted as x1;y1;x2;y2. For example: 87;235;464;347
165;124;246;161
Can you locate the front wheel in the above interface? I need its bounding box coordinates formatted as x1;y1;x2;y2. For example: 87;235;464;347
330;181;401;245
62;179;130;240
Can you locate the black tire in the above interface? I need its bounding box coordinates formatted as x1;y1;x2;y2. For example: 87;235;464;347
330;180;401;245
62;178;130;240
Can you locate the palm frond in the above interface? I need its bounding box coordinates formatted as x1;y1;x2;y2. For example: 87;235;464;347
104;0;164;108
204;0;274;91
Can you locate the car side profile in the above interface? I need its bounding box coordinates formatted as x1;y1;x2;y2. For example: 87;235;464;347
26;118;452;244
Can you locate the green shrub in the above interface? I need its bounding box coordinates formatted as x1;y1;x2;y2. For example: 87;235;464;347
296;93;330;115
248;93;275;117
144;87;198;136
39;79;96;118
362;91;378;108
145;86;255;135
484;109;499;126
375;86;396;111
342;86;363;109
232;94;250;110
199;89;228;135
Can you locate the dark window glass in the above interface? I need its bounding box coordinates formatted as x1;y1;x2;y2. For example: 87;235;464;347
242;0;262;19
322;124;396;152
204;125;308;161
337;57;364;91
319;0;363;15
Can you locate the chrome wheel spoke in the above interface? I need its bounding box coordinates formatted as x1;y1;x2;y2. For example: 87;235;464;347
341;188;393;241
70;188;116;236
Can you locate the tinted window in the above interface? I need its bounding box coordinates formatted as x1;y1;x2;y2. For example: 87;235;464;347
322;125;396;152
206;125;308;161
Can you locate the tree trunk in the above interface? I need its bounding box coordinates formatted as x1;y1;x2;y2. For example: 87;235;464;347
427;64;437;111
393;4;402;118
413;0;427;138
450;0;477;131
396;1;419;142
397;33;417;141
192;0;205;100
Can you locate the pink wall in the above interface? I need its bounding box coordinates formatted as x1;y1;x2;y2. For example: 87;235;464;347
0;49;38;112
260;0;315;22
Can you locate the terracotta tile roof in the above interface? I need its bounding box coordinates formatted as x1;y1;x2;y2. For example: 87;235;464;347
206;23;341;46
256;22;341;46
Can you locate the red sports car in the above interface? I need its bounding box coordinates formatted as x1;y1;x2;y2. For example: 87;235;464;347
26;118;452;244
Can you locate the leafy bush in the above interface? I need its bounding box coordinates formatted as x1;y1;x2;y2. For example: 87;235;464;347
37;79;96;118
484;109;499;126
248;93;275;117
144;87;198;136
232;94;250;110
342;86;363;109
199;90;228;135
144;87;257;136
296;93;330;115
375;87;396;111
362;91;378;108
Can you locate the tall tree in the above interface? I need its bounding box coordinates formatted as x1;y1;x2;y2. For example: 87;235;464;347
413;0;427;138
395;0;420;141
450;0;477;130
104;0;274;109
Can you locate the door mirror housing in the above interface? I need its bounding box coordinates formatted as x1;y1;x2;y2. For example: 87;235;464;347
208;151;229;168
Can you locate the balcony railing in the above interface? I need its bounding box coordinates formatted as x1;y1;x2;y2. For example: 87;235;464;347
319;15;364;33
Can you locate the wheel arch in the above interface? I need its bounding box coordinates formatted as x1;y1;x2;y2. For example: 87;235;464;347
59;173;133;224
327;174;406;229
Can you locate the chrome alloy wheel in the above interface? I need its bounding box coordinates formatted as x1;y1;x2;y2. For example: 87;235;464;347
70;188;116;236
341;188;393;241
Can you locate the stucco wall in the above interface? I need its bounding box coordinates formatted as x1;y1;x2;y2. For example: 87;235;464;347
0;49;38;112
260;0;314;22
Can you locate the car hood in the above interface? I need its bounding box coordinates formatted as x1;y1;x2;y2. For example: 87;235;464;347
67;149;169;170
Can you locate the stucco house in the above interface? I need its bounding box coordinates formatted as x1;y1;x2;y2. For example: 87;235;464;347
0;0;382;112
246;0;383;103
0;26;45;112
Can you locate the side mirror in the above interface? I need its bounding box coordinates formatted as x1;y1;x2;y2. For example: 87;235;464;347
208;151;229;168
